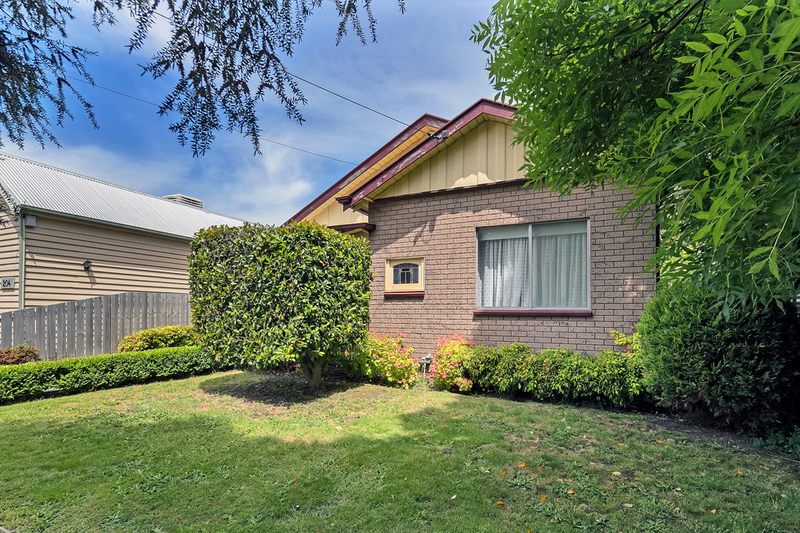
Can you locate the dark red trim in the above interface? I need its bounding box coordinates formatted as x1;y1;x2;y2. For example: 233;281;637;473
285;114;448;224
369;178;528;204
328;223;376;233
344;99;517;210
473;309;593;317
384;292;425;299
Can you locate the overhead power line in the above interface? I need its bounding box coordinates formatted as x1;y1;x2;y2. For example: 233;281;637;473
65;75;357;165
149;10;434;137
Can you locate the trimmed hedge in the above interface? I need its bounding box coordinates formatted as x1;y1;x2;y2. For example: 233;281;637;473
118;325;199;352
189;221;371;389
0;346;231;403
638;282;800;433
462;344;645;407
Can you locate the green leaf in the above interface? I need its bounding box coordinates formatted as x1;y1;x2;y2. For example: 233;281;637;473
746;247;773;260
685;41;712;53
718;57;743;77
655;98;672;109
768;255;780;280
703;32;728;45
748;259;767;274
676;55;700;64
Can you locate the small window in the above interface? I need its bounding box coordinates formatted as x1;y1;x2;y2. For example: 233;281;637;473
385;258;424;293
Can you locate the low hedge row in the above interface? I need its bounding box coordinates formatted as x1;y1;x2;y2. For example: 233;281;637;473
0;346;231;403
429;335;645;407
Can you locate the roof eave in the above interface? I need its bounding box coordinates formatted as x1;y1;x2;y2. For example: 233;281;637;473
20;205;199;242
285;113;448;225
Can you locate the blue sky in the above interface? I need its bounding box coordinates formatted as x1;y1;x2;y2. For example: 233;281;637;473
3;1;497;225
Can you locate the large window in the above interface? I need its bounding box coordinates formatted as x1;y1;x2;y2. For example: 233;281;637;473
477;220;589;310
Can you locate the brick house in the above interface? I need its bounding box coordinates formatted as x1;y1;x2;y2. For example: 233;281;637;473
291;99;656;355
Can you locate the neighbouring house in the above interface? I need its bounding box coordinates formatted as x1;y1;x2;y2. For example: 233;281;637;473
291;99;656;355
0;153;244;313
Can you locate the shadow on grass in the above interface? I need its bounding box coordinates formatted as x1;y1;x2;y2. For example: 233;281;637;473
199;370;363;407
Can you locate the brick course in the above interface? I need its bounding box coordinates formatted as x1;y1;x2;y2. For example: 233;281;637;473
368;182;656;356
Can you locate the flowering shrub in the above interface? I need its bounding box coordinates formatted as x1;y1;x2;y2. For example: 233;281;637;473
609;326;641;356
0;344;40;365
429;333;474;392
357;331;417;388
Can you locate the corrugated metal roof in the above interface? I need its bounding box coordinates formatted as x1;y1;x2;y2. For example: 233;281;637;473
0;153;245;239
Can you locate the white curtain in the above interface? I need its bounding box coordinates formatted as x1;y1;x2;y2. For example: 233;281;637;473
477;237;529;307
532;232;587;308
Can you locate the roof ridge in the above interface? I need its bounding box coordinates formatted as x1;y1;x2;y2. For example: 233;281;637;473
0;151;244;221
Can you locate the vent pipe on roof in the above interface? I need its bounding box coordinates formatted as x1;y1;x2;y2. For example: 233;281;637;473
163;194;203;209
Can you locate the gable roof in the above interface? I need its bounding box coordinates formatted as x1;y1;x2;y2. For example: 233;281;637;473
340;99;517;211
287;113;448;224
0;152;244;240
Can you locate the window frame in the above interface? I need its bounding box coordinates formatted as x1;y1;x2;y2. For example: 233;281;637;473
385;257;425;293
474;219;591;313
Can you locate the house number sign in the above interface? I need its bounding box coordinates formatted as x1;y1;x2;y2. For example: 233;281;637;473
1;277;15;289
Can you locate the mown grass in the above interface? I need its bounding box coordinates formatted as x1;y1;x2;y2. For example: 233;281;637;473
1;371;798;532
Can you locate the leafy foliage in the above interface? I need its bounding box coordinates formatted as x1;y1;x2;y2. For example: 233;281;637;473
354;330;417;388
0;346;227;403
0;345;41;365
638;282;800;433
463;344;645;407
429;333;474;392
474;0;800;312
188;221;371;389
118;325;198;352
0;0;404;154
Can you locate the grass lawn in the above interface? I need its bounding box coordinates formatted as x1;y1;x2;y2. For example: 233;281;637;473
1;371;798;532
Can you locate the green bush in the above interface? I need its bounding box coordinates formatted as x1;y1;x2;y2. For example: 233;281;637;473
355;331;417;388
0;346;230;403
463;344;644;407
429;333;474;392
638;283;800;433
0;344;40;365
118;325;199;352
189;221;371;389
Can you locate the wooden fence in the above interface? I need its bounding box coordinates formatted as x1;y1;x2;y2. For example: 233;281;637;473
0;292;191;361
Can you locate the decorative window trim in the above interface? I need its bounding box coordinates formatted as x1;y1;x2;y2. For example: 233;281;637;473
385;258;425;293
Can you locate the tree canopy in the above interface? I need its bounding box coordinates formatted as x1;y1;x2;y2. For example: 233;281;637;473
473;0;800;315
0;0;403;155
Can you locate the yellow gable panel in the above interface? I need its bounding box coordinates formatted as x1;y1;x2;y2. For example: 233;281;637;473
309;202;369;227
375;120;525;200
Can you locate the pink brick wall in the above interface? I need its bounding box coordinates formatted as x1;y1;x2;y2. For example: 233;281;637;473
368;181;656;356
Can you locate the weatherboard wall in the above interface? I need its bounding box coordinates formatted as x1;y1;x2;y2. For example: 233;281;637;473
22;215;191;309
0;198;19;313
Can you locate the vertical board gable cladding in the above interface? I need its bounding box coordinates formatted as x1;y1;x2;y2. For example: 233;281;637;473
23;214;190;309
374;121;526;200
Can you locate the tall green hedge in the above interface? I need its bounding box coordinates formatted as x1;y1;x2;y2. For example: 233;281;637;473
638;283;800;433
189;221;371;389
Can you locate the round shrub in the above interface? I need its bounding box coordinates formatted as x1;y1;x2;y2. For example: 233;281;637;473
118;325;199;352
430;333;474;392
355;331;417;388
638;283;800;433
0;344;41;365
